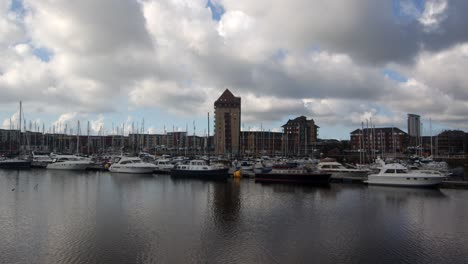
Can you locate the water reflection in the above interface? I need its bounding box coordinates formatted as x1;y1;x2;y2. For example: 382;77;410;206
212;179;241;224
1;170;468;264
258;182;331;194
368;185;446;200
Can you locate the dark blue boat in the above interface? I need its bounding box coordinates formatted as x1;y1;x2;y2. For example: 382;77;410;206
255;165;331;184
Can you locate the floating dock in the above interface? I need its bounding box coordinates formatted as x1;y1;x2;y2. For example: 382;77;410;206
439;181;468;189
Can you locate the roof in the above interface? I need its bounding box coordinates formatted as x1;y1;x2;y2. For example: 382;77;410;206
281;116;318;128
350;127;407;135
214;89;241;106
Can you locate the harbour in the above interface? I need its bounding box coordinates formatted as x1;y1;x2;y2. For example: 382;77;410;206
3;1;468;263
1;169;468;264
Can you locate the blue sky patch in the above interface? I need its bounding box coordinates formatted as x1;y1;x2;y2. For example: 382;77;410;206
272;49;288;62
392;0;425;21
206;0;224;21
382;68;408;83
33;47;52;62
10;0;26;16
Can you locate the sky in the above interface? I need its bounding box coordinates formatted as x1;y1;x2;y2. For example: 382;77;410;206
1;0;468;139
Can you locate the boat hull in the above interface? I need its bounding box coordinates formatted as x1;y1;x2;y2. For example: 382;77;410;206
109;166;155;174
255;172;331;184
46;163;90;170
322;171;369;179
0;160;31;169
153;168;172;174
31;161;52;168
365;175;444;187
170;168;229;179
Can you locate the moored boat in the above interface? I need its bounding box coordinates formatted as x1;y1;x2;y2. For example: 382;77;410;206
109;157;157;174
317;158;369;179
255;164;331;184
0;158;31;169
170;160;229;180
46;155;91;170
365;163;445;187
153;159;174;174
31;151;53;168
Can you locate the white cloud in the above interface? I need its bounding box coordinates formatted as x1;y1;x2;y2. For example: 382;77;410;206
0;0;468;138
419;0;448;31
1;112;19;130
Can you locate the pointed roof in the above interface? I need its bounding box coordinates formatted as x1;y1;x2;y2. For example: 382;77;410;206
281;116;318;128
215;89;241;106
350;127;407;135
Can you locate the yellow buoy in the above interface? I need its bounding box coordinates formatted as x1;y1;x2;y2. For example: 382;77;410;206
233;170;241;178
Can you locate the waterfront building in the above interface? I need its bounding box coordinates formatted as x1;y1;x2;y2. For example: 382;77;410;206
408;113;421;147
0;129;19;154
435;130;467;156
214;89;241;155
240;131;283;156
350;127;408;154
281;116;318;156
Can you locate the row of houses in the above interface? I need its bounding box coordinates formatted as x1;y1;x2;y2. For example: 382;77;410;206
350;128;468;156
1;125;467;157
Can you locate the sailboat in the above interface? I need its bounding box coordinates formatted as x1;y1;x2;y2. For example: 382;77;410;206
0;101;31;169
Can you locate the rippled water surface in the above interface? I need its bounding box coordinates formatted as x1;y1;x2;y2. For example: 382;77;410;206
1;169;467;264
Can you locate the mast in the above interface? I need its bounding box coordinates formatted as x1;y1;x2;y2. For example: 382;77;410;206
87;121;90;155
121;123;124;155
42;123;45;151
392;126;396;158
193;121;196;156
9;118;12;154
360;122;364;164
420;122;423;157
305;125;307;156
207;112;210;152
19;101;22;154
430;118;433;157
142;118;145;152
185;123;188;157
76;120;80;154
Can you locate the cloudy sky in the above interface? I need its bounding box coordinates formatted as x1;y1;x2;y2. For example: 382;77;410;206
1;0;467;139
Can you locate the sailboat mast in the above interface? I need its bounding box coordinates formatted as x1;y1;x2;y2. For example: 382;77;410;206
430;118;433;157
87;121;90;155
207;112;210;155
19;101;22;154
77;120;80;154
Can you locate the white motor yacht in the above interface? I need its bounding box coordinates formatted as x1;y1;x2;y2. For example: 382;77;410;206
109;157;157;174
153;159;174;174
171;160;228;179
365;163;445;187
317;160;370;179
31;151;53;168
46;155;91;170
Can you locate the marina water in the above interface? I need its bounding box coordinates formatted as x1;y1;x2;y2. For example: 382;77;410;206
1;169;467;263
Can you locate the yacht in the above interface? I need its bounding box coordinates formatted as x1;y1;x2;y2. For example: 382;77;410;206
109;157;157;174
365;163;445;187
255;164;331;184
171;160;229;179
317;159;370;179
153;159;174;174
253;158;273;174
46;155;91;170
31;151;53;168
0;158;31;169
